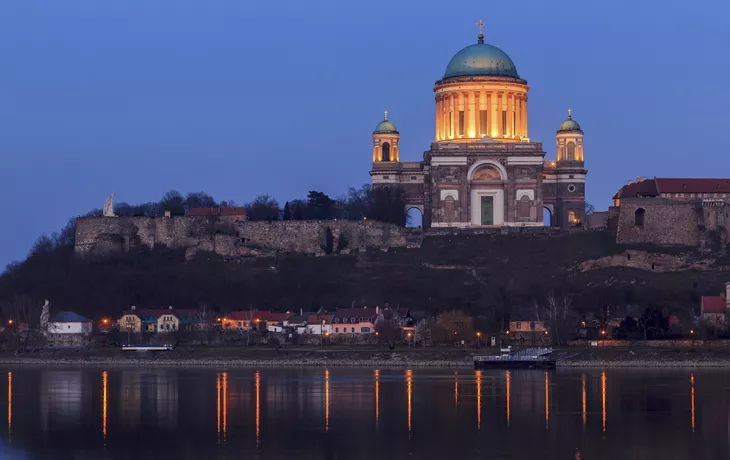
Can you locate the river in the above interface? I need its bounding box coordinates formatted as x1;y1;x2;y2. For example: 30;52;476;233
0;367;726;459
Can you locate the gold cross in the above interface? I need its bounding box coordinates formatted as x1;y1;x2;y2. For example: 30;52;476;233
477;19;485;35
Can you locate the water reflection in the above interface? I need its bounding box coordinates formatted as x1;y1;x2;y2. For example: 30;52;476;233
544;372;549;429
7;371;11;436
505;370;511;427
2;368;729;459
102;371;108;439
374;370;380;423
475;370;482;430
216;372;228;440
691;373;696;433
581;373;587;427
324;369;329;433
255;370;260;448
601;371;607;435
406;369;413;433
454;370;459;408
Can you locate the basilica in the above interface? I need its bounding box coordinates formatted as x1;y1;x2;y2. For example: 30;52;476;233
370;24;586;228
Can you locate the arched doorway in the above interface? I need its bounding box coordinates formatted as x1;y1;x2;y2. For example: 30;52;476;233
543;207;553;226
406;206;423;228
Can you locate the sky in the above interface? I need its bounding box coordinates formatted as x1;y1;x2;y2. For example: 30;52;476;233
1;0;729;268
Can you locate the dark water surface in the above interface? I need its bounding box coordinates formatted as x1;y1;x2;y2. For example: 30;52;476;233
0;366;727;459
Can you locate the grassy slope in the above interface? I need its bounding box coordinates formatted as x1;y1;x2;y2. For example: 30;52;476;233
1;231;728;318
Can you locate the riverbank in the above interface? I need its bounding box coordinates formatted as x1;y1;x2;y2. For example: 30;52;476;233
4;346;730;368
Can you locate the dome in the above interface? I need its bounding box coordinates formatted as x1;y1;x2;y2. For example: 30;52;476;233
557;111;583;133
444;40;519;79
373;111;398;134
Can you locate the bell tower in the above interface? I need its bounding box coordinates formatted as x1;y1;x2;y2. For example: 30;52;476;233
372;111;400;162
543;109;587;228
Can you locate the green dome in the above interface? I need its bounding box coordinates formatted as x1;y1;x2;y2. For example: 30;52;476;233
557;111;583;133
444;37;519;79
373;111;398;134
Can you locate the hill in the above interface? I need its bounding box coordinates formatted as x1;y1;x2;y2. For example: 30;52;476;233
1;230;726;329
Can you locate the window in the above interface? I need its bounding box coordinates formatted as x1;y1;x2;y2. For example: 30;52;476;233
351;327;355;333
568;210;577;225
530;322;536;330
382;142;390;162
516;322;522;330
361;327;371;333
444;196;455;219
567;142;576;161
335;327;339;333
458;111;465;136
567;184;576;193
518;195;530;219
635;208;645;226
480;109;488;135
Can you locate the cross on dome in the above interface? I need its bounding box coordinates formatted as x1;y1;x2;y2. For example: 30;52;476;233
476;19;485;44
568;108;572;119
384;110;389;121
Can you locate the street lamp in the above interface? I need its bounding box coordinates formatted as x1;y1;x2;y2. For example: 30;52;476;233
476;331;481;349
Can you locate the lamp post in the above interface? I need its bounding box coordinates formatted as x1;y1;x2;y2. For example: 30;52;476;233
690;329;695;346
407;332;412;348
600;329;606;346
476;331;481;349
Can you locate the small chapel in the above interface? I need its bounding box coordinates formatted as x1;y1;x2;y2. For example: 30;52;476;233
370;22;587;229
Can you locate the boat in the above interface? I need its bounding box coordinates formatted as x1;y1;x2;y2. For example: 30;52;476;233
474;347;555;369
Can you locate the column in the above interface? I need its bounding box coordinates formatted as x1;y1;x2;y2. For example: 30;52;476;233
489;92;496;138
497;92;503;138
474;91;484;139
523;95;528;139
442;95;448;140
468;92;476;138
516;96;522;139
435;96;442;141
507;93;514;139
447;94;456;139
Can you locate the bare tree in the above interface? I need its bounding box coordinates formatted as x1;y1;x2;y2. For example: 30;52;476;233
535;291;575;346
375;308;402;349
1;295;45;354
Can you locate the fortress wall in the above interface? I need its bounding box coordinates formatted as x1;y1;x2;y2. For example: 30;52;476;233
75;216;414;257
616;199;700;246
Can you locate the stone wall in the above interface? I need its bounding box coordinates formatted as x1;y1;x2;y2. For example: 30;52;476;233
616;198;702;246
75;216;417;258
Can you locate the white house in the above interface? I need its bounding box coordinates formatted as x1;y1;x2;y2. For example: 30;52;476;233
47;311;92;335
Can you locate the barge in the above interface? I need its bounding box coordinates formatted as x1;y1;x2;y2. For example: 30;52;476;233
474;347;555;369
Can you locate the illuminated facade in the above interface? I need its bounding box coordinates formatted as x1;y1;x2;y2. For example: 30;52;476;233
370;23;587;228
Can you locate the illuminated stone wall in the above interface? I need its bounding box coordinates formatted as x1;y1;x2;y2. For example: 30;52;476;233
74;217;417;258
613;198;730;247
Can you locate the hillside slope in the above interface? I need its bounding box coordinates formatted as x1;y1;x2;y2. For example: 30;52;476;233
0;231;725;318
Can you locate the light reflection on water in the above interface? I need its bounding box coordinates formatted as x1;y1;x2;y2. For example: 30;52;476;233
0;367;729;459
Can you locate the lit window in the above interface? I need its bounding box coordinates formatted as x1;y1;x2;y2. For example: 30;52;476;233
516;322;522;330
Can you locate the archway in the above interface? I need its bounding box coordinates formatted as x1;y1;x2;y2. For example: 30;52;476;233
542;207;553;226
382;142;391;162
406;206;423;228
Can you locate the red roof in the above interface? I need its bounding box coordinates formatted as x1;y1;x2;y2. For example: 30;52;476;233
125;309;198;318
226;310;294;322
613;179;659;200
701;296;726;314
307;314;333;324
655;178;730;194
332;308;377;321
187;207;246;217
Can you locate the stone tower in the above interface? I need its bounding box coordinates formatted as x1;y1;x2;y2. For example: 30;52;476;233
372;111;400;162
543;110;587;227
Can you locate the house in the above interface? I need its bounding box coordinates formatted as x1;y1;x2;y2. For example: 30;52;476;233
331;307;378;335
305;314;333;335
701;282;730;327
284;311;316;334
222;311;294;332
118;306;201;333
48;311;93;336
508;320;549;343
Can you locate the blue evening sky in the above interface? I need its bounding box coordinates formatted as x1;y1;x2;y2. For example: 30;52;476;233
1;0;727;268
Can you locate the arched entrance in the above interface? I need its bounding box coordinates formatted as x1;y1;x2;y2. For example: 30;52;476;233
467;160;507;226
406;206;423;228
543;207;553;226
